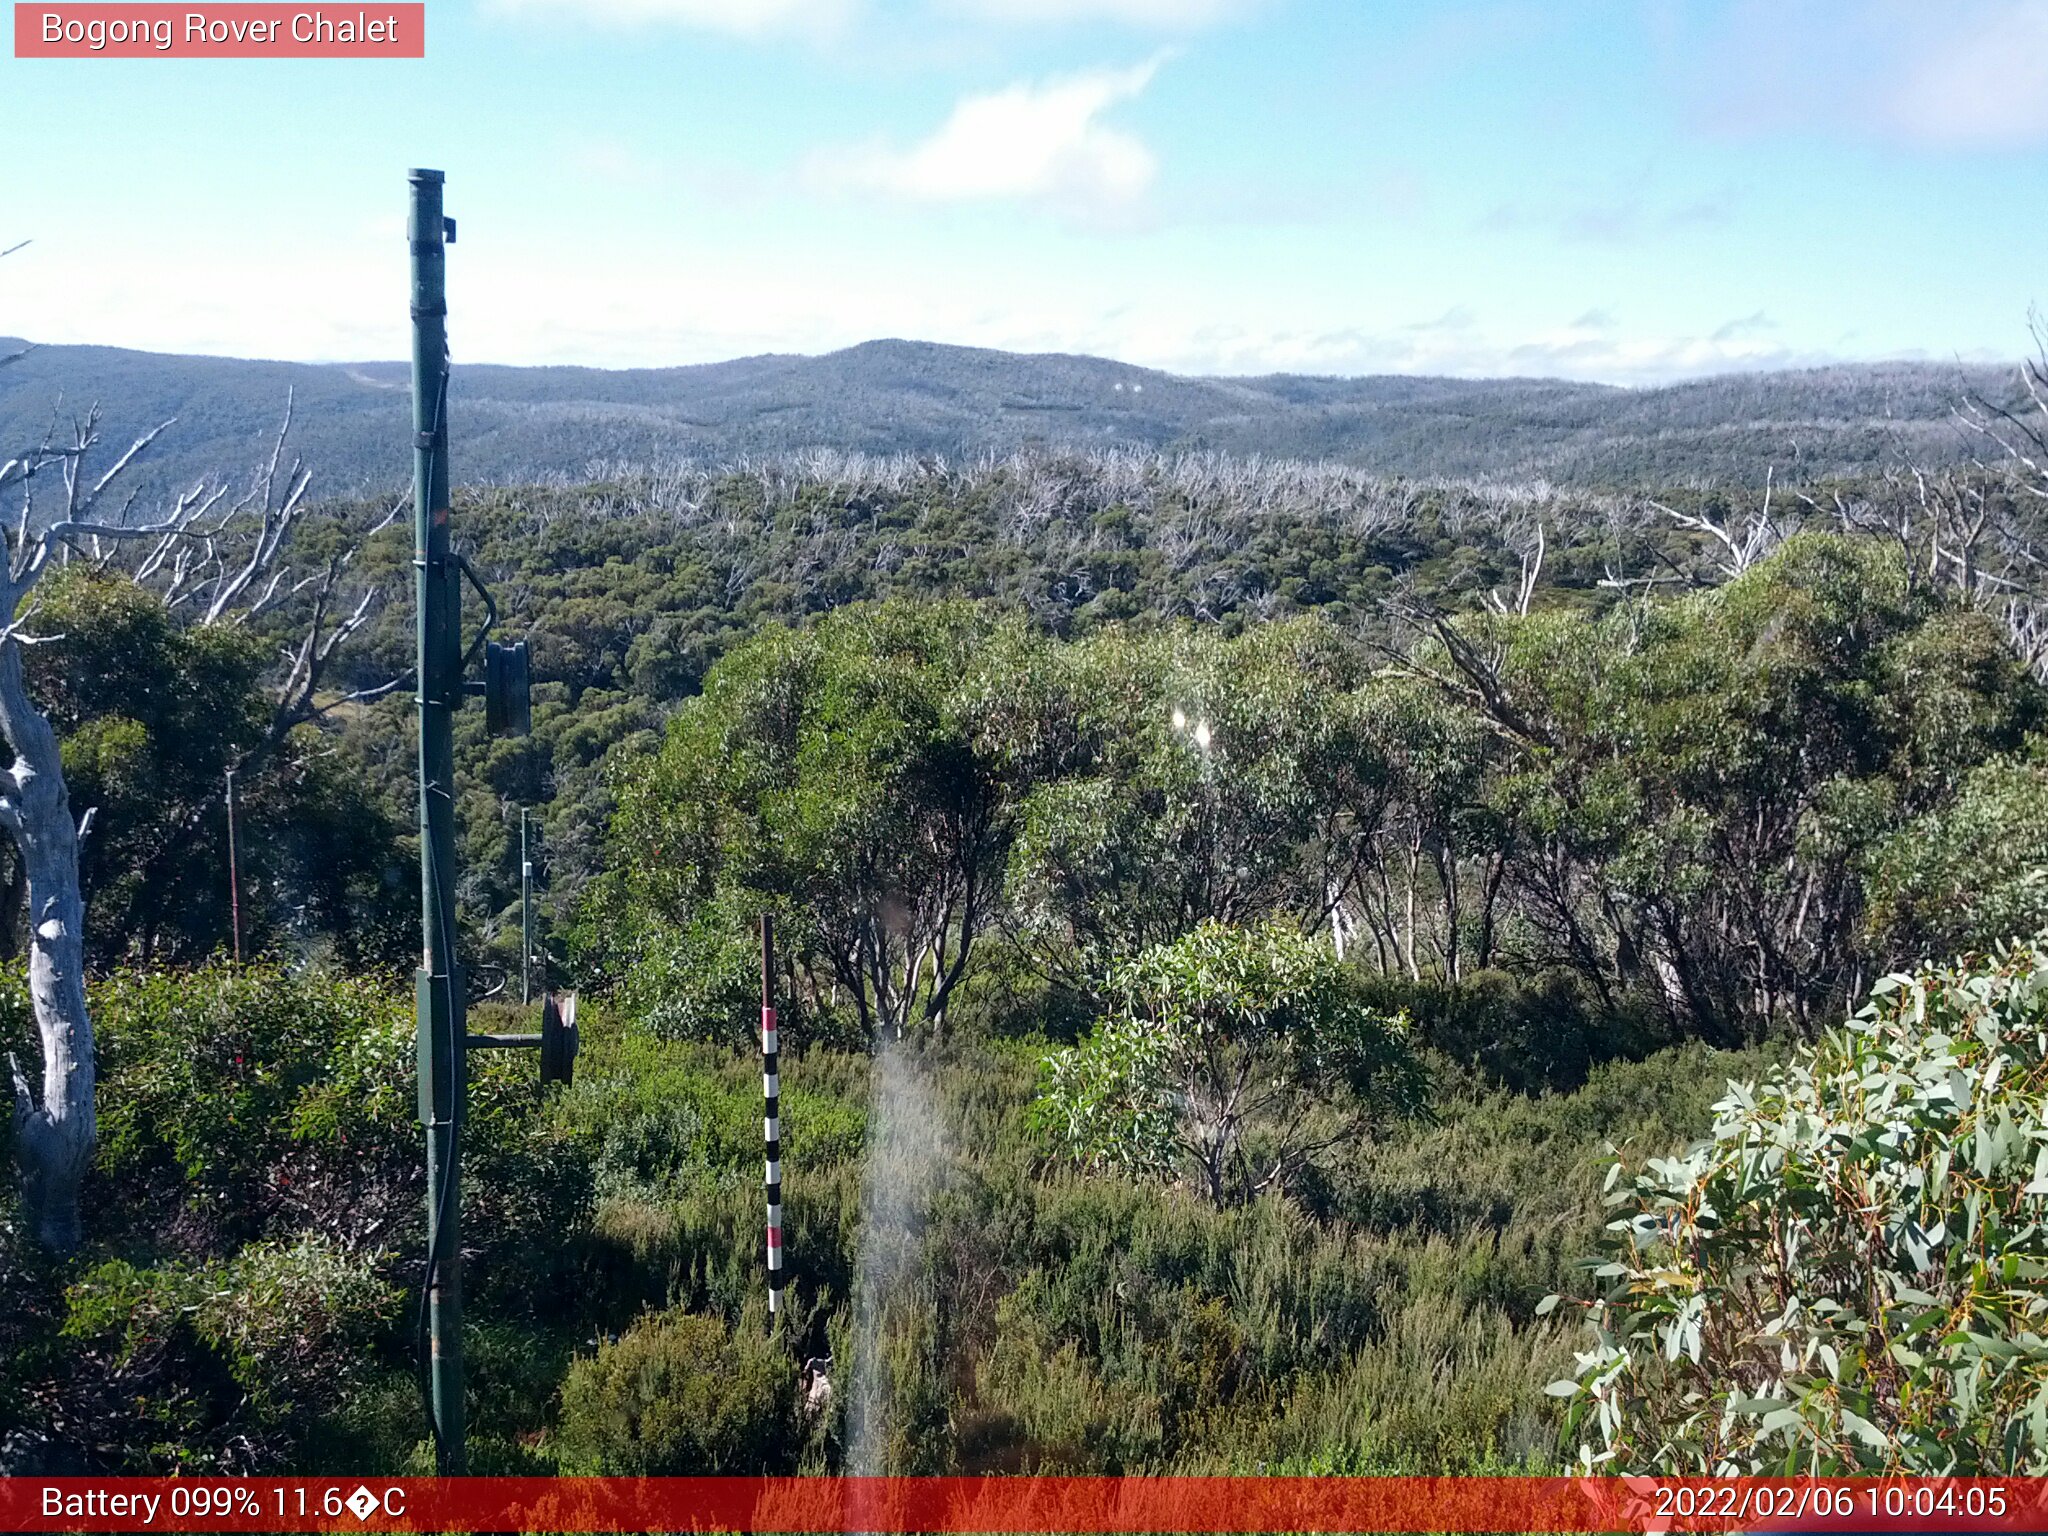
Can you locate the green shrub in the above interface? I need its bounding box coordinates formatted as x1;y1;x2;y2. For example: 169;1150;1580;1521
617;901;871;1051
1866;747;2048;963
3;957;1751;1479
1033;922;1427;1206
1359;969;1669;1094
556;1306;798;1473
57;1236;398;1470
561;1029;866;1201
973;1301;1166;1472
1547;940;2048;1473
90;965;418;1247
1245;1292;1569;1474
1333;1042;1766;1247
87;964;590;1309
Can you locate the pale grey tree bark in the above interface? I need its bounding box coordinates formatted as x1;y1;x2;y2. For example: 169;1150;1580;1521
0;390;190;1246
0;453;106;1248
0;255;93;1243
0;637;90;1248
0;402;400;1245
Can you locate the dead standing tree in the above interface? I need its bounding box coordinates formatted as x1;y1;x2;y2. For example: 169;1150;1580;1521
0;389;182;1247
1798;330;2048;678
83;395;406;958
1955;320;2048;675
1;344;397;1244
1646;467;1785;582
1960;316;2048;506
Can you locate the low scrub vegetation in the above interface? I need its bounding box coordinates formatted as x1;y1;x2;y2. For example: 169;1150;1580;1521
1;958;1762;1474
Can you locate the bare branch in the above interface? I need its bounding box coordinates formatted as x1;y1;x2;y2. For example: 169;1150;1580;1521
82;418;176;511
309;673;412;715
1647;468;1782;582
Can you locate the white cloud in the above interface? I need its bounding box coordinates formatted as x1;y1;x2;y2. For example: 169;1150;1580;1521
1711;311;1776;342
1105;306;1885;386
0;211;1975;389
478;0;857;40
1407;305;1475;333
814;56;1166;221
1481;166;1735;246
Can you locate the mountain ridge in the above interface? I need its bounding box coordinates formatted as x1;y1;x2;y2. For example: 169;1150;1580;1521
0;334;2015;496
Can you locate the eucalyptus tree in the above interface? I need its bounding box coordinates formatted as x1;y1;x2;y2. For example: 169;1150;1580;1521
1549;941;2048;1473
1032;920;1426;1207
612;600;1030;1042
1346;675;1498;982
23;564;411;965
1000;617;1377;986
1865;746;2048;966
0;394;215;1244
1391;533;2044;1039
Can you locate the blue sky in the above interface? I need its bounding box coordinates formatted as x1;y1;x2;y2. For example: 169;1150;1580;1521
3;0;2045;381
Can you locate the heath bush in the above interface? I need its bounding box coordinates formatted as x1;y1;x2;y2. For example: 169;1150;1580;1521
557;1306;798;1473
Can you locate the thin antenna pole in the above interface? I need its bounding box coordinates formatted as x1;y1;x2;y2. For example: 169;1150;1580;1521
762;912;783;1321
224;768;242;965
520;808;533;1006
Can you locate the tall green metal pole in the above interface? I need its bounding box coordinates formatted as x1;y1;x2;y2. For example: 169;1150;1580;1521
410;167;466;1477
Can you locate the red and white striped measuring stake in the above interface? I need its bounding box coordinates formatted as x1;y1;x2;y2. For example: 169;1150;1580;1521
761;914;783;1316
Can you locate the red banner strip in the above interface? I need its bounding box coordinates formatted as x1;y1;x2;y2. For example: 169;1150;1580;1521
14;5;424;58
5;1477;2047;1533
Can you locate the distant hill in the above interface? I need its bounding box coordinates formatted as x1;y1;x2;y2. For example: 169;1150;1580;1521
0;336;2019;500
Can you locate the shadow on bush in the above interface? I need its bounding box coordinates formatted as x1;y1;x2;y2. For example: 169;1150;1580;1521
1357;969;1669;1094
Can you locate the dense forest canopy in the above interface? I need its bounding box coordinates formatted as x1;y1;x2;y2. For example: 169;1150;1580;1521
21;443;2048;1042
590;536;2046;1055
51;445;2022;1008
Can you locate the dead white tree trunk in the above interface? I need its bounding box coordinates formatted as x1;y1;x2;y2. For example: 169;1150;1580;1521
0;632;91;1248
0;395;191;1246
1647;467;1782;582
0;393;398;1247
0;253;93;1244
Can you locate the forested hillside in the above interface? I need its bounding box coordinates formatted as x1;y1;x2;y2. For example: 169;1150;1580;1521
0;336;2018;501
9;411;2048;1477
